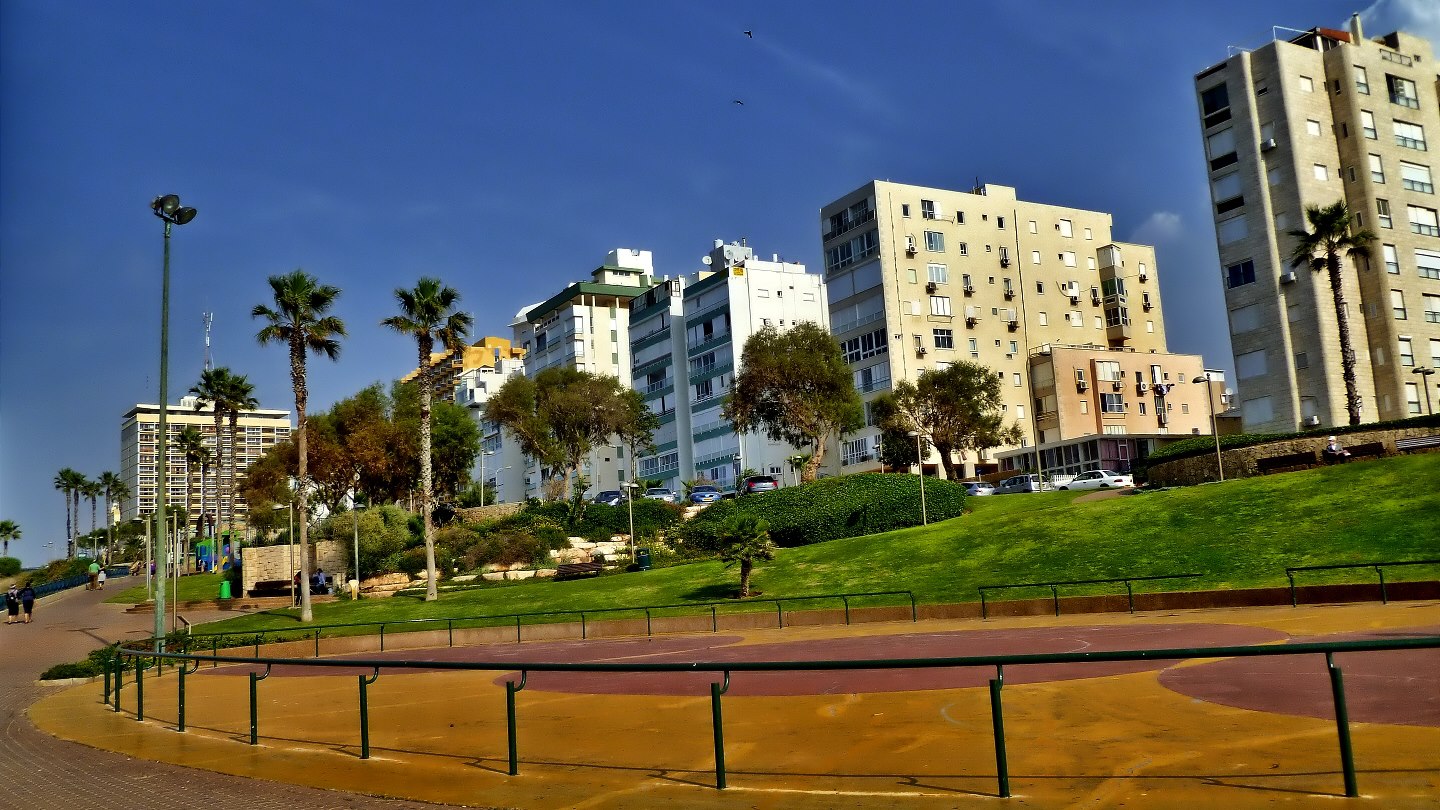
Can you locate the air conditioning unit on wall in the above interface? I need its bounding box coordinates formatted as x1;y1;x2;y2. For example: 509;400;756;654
1303;415;1321;427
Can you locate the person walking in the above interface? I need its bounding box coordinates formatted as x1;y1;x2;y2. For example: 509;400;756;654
4;585;18;624
97;568;107;590
87;560;101;590
18;582;36;624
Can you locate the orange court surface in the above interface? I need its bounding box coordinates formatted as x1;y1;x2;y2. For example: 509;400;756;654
32;601;1440;809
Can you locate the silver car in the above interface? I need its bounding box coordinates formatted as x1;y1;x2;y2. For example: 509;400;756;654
960;481;996;496
643;487;677;503
995;474;1052;494
1057;470;1134;490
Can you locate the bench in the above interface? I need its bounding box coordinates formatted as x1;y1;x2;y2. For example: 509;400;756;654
555;561;605;580
1256;450;1318;474
1395;434;1440;453
1345;441;1386;460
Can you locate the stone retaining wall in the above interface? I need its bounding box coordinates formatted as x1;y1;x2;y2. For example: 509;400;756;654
1147;426;1440;486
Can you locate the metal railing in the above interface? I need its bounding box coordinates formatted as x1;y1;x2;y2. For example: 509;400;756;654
978;574;1201;619
32;574;90;599
171;590;919;657
1286;559;1440;606
104;634;1440;798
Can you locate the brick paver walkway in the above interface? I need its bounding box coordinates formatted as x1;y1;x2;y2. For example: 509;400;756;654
0;581;457;810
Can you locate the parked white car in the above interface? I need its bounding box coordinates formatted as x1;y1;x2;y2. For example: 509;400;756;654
1058;469;1134;490
995;474;1052;494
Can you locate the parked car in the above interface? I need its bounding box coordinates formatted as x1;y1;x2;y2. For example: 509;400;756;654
995;473;1052;494
1058;470;1134;490
643;487;677;503
737;475;779;495
689;485;723;505
960;481;996;496
592;490;625;506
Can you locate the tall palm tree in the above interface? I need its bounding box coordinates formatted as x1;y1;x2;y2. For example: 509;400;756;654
82;478;103;558
191;367;240;545
178;426;206;545
383;277;472;602
0;520;20;558
53;468;85;558
1289;201;1377;426
253;270;346;623
222;374;259;544
99;472;128;563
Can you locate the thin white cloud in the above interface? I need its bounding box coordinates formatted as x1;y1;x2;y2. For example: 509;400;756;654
747;36;900;120
1129;211;1183;245
1359;0;1440;46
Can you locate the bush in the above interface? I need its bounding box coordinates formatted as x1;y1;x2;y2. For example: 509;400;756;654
0;557;21;577
675;473;966;549
313;505;416;576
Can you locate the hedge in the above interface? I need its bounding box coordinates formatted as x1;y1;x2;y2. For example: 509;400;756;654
674;473;966;550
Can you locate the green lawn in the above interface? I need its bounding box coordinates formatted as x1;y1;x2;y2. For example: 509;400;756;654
187;453;1440;639
108;571;230;604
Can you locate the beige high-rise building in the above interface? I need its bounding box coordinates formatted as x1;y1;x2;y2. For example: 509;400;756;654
120;396;291;527
819;180;1212;478
1194;18;1440;431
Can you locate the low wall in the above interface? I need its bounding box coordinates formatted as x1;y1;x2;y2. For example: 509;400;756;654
1147;426;1440;486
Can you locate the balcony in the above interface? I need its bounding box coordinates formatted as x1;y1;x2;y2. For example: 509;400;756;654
822;208;876;242
1106;321;1132;343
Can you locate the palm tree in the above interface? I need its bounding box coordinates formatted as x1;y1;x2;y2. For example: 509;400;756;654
178;426;206;545
191;367;240;544
222;374;259;544
82;478;103;558
716;513;776;598
1289;201;1377;426
99;472;128;563
254;270;346;623
53;468;85;558
382;277;472;602
0;520;20;557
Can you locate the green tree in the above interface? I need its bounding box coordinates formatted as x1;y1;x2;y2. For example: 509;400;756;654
99;472;128;562
724;323;862;482
253;269;347;622
872;362;1024;480
485;368;655;507
177;426;207;541
190;367;234;538
222;374;259;541
716;513;775;598
81;478;103;558
382;277;474;602
191;368;258;542
53;468;85;559
1288;201;1377;426
0;520;20;557
392;382;480;502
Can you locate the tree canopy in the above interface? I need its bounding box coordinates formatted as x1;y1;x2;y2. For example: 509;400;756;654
723;322;862;481
872;361;1023;480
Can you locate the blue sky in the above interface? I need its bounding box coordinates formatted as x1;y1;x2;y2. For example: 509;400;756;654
3;1;1436;566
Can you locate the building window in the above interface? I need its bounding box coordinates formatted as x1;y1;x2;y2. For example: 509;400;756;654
1394;120;1427;150
1200;82;1230;128
1370;153;1385;183
921;199;938;219
933;328;954;349
930;295;952;316
1426;294;1440;323
1062;251;1077;267
924;231;945;252
1384;244;1400;274
840;328;888;363
1299;76;1314;92
997;216;1005;229
1354;65;1370;94
1399;337;1415;366
1409;205;1440;236
1218;215;1248;244
1295;351;1309;369
1388;74;1420;108
901;204;910;217
1058;219;1073;237
1084;227;1093;240
1104;306;1130;328
1361;110;1377;139
1400;161;1434;193
1392;289;1407;319
968;337;978;358
1226;259;1256;288
1407;383;1423;414
1306;119;1322;136
1032;249;1042;265
1028;220;1038;234
1417;248;1440;280
1207;127;1237;170
1237;348;1267;378
1013;372;1023;387
1378;198;1393;229
1100;394;1126;413
957;242;968;256
1036;280;1045;294
927;263;948;284
1038;312;1048;326
1313;164;1329;181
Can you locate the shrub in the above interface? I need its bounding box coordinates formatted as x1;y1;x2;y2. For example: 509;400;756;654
675;472;966;549
0;557;21;577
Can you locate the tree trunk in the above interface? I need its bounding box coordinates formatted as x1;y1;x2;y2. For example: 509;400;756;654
184;459;193;569
228;411;242;569
1327;254;1363;426
72;491;81;559
62;490;71;560
292;335;313;623
104;492;112;564
420;337;438;602
803;437;827;482
214;411;225;544
935;441;959;480
739;559;753;598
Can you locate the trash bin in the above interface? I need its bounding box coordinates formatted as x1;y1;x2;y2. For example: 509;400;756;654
218;580;232;600
635;548;652;570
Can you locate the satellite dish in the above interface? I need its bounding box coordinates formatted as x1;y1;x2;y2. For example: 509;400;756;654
701;256;712;265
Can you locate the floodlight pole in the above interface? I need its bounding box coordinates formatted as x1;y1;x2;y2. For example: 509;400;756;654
909;430;928;526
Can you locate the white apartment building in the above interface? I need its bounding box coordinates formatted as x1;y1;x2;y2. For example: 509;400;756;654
119;396;291;527
1194;18;1440;430
444;339;528;503
819;180;1202;479
628;239;828;491
510;249;653;498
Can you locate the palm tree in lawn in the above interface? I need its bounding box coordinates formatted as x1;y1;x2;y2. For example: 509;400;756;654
191;367;240;545
382;277;473;602
253;270;346;623
178;426;206;545
716;513;776;599
221;374;259;545
0;520;20;558
53;468;84;558
99;472;128;563
1289;201;1377;426
82;478;103;559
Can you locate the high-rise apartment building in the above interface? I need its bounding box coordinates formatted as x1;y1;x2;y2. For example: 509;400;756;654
628;239;828;491
1194;18;1440;430
452;338;528;503
511;249;653;498
120;396;291;527
818;180;1210;478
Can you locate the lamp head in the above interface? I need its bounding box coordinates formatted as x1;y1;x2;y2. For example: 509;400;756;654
174;206;197;225
153;194;180;215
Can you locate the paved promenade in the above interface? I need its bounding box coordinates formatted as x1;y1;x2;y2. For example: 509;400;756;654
0;581;452;810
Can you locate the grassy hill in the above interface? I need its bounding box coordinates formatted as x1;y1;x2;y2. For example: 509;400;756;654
191;453;1440;635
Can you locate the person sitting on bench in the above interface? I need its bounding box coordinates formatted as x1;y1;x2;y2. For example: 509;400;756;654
1323;436;1351;463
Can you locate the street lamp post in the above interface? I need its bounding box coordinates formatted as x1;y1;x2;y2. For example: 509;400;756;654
1193;371;1225;482
479;450;495;505
907;430;928;526
622;482;639;562
1413;367;1436;415
150;193;196;649
274;502;294;606
351;471;362;600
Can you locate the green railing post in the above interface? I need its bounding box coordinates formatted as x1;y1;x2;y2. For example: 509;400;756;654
135;656;145;721
506;671;528;776
113;656;123;712
212;636;219;666
448;619;454;648
1376;567;1388;605
178;659;199;732
1051;586;1060;617
910;592;918;622
711;606;718;633
980;589;989;620
515;615;521;643
711;671;731;790
249;665;271;745
989;665;1010;798
1288;571;1298;607
646;609;652;637
842;596;851;625
776;601;784;629
359;668;380;759
581;611;587;640
378;624;384;652
1125;580;1136;613
1325;653;1359;797
318;628;324;656
102;654;112;704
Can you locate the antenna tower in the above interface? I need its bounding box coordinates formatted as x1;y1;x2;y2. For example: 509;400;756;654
203;312;214;371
